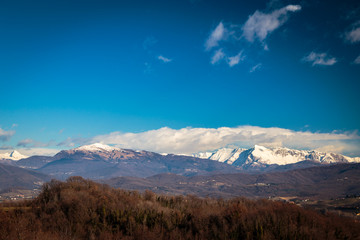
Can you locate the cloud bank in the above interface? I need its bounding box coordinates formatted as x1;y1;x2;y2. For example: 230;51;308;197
82;126;360;156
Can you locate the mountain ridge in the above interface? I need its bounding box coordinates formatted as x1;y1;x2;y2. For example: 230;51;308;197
15;143;240;180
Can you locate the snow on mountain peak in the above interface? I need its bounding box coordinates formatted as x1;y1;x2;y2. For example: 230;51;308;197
193;145;360;168
0;150;29;161
250;145;305;165
192;147;246;164
75;143;120;152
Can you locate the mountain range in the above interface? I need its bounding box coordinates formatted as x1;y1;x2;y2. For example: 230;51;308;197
1;143;360;200
14;143;239;180
1;143;359;179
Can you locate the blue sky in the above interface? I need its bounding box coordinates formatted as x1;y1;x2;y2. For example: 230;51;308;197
1;0;360;156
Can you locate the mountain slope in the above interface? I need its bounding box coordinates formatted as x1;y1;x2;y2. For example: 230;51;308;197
0;163;50;191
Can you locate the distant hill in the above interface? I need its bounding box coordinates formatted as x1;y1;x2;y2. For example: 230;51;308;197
104;163;360;200
0;163;50;192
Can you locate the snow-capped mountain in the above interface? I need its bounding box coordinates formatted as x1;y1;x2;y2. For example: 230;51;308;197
0;150;29;161
193;145;360;169
75;143;121;152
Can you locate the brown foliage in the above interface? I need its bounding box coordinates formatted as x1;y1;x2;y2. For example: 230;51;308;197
0;176;359;239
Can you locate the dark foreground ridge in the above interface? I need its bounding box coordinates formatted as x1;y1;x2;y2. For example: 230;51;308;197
1;177;359;240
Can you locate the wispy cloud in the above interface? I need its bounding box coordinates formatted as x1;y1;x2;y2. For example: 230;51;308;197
227;51;245;67
85;126;360;156
17;138;56;148
57;137;88;148
354;55;360;64
158;55;172;63
302;52;337;66
17;139;34;147
0;128;15;142
205;22;228;51
204;5;301;67
242;5;301;43
249;63;262;73
211;48;225;64
344;22;360;43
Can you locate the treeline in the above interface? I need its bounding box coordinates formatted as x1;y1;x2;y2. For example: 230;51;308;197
0;177;359;240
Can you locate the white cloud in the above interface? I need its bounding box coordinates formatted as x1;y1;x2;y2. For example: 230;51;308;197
345;24;360;43
211;48;225;64
302;52;337;66
242;4;301;43
0;128;15;142
354;55;360;64
158;55;172;63
205;22;227;51
227;51;245;67
88;126;360;156
284;5;301;12
249;63;262;73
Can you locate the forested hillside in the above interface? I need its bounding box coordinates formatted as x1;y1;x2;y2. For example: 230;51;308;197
1;177;359;240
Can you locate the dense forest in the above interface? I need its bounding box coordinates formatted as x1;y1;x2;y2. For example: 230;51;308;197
0;177;359;240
